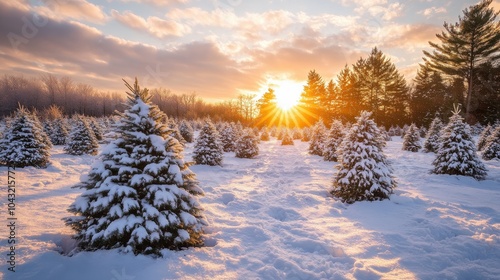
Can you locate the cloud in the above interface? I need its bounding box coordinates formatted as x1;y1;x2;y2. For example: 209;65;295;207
167;8;295;40
419;6;447;17
377;23;442;50
111;10;191;38
0;2;255;99
34;0;107;24
118;0;188;7
340;0;404;21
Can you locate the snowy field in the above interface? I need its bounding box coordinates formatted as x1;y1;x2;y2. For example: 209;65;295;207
1;137;499;280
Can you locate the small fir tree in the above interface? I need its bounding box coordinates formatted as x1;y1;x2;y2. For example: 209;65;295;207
281;130;294;145
301;127;311;142
402;124;422;152
260;128;270;141
477;124;494;151
193;120;223;166
292;128;302;140
64;115;99;156
51;118;69;145
309;119;327;156
168;119;186;146
276;128;285;140
0;106;51;168
89;117;104;141
219;123;237;152
323;120;345;162
65;79;205;256
179;120;194;143
423;117;444;153
235;129;259;158
432;107;487;179
482;125;500;160
332;111;395;203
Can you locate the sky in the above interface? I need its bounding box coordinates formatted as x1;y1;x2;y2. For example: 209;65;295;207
1;0;499;102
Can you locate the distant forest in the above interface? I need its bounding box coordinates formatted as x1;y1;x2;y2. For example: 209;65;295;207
1;0;499;128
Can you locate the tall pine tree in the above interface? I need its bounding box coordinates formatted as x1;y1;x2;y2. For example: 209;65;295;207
424;0;500;122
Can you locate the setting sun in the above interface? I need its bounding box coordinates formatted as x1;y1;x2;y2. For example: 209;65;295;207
273;79;304;111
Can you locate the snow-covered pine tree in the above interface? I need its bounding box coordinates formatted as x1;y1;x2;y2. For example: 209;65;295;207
179;120;194;143
281;129;294;145
423;117;443;153
219;123;237;152
64;115;99;156
309;119;327;156
43;120;54;138
65;79;205;256
260;128;270;141
168;119;186;146
323;120;345;162
276;128;285;140
50;118;69;145
292;128;302;140
402;124;421;152
482;125;500;160
270;126;277;137
235;129;259;158
31;111;52;148
301;127;311;142
89;117;104;141
432;107;487;179
379;126;392;142
477;124;493;151
331;111;395;203
193;120;223;166
0;106;51;168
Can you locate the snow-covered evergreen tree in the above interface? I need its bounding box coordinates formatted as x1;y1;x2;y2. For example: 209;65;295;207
50;118;69;145
432;108;487;180
65;79;205;256
281;129;294;145
309;119;327;156
168;119;186;146
179;120;194;143
482;125;500;160
301;127;311;142
477;124;494;151
0;106;51;168
323;120;345;162
270;126;277;137
402;124;421;152
64;115;99;156
276;128;285;140
193;120;223;166
423;117;443;153
331;111;395;203
235;129;259;158
260;128;270;141
43;120;54;138
292;128;302;140
89;117;103;141
219;123;237;152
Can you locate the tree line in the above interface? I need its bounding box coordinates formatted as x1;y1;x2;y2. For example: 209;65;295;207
256;0;499;128
2;1;498;128
0;74;258;124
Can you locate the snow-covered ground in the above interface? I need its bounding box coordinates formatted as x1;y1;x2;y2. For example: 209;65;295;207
1;137;499;279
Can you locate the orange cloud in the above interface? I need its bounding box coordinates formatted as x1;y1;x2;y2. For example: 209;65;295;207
111;10;191;38
35;0;107;24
